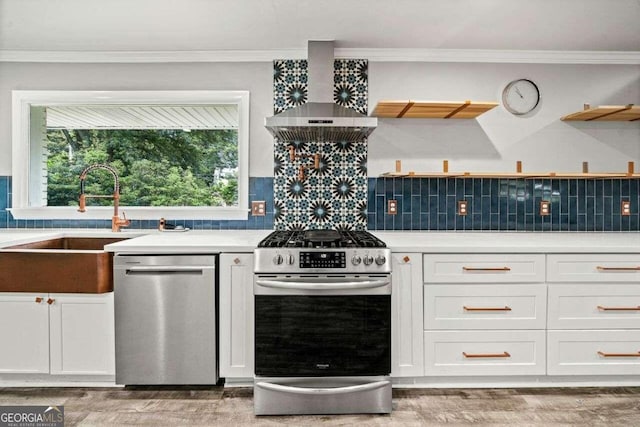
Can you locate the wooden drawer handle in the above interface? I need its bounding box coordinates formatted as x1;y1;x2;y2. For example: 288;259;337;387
596;266;640;271
463;306;512;312
463;351;511;358
597;305;640;311
597;351;640;358
47;298;55;305
35;297;43;303
403;256;410;263
462;267;511;272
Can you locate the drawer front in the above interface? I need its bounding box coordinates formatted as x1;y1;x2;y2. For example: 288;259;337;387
548;284;640;329
424;284;547;330
548;330;640;375
547;254;640;283
424;330;546;376
424;254;545;284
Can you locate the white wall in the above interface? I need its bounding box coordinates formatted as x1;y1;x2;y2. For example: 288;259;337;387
0;62;275;176
368;62;640;176
1;61;639;179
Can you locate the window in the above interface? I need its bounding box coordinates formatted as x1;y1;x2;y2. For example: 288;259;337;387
11;91;249;220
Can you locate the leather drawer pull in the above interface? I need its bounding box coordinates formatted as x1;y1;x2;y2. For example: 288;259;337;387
463;351;511;358
463;306;512;312
597;351;640;358
597;305;640;311
596;266;640;271
462;266;511;272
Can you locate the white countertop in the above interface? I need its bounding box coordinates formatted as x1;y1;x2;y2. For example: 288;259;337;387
0;229;637;253
373;231;640;253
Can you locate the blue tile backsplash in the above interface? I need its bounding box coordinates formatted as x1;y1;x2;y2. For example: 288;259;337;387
1;174;638;232
0;176;274;230
366;177;640;232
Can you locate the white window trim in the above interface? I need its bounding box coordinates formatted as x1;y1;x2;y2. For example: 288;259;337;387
11;90;250;220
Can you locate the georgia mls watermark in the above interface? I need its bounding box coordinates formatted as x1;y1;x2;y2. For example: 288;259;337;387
0;406;64;427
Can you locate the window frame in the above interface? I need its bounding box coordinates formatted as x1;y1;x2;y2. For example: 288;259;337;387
11;90;250;220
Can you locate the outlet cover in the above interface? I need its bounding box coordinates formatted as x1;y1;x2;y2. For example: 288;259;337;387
457;200;468;216
251;201;266;216
622;200;631;216
387;200;398;215
539;200;550;216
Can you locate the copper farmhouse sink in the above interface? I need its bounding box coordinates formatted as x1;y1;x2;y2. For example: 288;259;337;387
0;237;129;293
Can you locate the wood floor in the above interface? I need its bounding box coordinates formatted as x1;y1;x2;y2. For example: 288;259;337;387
1;386;639;426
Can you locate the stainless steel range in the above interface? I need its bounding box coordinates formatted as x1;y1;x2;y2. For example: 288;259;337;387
253;229;392;415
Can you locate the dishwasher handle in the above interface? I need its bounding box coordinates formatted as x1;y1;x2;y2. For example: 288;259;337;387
125;266;209;275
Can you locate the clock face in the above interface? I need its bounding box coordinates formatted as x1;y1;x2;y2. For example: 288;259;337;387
502;79;540;115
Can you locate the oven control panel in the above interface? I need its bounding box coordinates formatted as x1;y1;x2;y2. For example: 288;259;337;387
300;251;346;269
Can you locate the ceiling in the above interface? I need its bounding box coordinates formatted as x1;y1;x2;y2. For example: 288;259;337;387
1;0;639;53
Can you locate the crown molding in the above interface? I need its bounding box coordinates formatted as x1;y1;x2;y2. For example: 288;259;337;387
1;48;639;64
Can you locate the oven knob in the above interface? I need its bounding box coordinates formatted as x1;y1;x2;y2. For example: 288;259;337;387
375;255;387;266
351;255;362;266
363;255;374;266
273;254;283;265
286;254;295;265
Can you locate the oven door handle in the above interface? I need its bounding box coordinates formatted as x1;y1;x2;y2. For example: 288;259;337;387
255;380;390;395
255;279;390;291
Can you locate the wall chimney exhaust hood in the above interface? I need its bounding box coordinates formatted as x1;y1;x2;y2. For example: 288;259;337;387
265;41;377;143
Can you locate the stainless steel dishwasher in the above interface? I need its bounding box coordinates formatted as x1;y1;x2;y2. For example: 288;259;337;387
114;254;218;385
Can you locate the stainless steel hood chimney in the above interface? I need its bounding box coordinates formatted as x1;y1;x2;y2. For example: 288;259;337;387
265;41;377;143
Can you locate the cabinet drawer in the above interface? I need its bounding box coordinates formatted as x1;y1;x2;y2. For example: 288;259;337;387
424;330;545;376
548;284;640;329
425;284;546;330
424;254;545;284
547;254;640;283
548;330;640;375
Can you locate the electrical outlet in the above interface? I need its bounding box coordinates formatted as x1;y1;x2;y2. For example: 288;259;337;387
457;200;468;216
621;200;631;216
539;200;550;216
387;200;398;215
251;201;266;216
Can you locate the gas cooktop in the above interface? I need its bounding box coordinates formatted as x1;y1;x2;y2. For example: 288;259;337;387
257;230;386;249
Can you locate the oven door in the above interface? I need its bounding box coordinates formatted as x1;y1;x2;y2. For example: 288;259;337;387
254;275;391;377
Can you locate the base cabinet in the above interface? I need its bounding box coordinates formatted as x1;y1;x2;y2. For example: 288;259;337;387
0;293;50;373
0;292;115;376
219;253;254;380
391;253;424;377
424;330;546;376
548;330;640;375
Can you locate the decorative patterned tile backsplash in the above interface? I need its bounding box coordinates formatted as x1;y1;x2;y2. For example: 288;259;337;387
367;177;640;231
273;59;369;230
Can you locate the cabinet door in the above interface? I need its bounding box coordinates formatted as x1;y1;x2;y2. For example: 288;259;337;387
49;293;115;375
219;253;254;379
391;253;424;377
0;293;49;373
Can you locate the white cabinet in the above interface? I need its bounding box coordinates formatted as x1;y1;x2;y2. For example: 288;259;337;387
548;330;640;375
0;293;50;374
219;253;254;380
547;253;640;376
391;253;424;377
423;253;547;378
425;284;547;330
424;330;546;376
0;292;114;376
49;293;115;375
424;254;545;284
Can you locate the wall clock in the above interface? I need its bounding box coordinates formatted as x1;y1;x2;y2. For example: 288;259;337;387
502;79;540;116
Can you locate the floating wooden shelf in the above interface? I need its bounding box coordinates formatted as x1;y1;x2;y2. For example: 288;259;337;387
381;172;640;179
561;104;640;121
381;161;640;179
371;100;499;119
